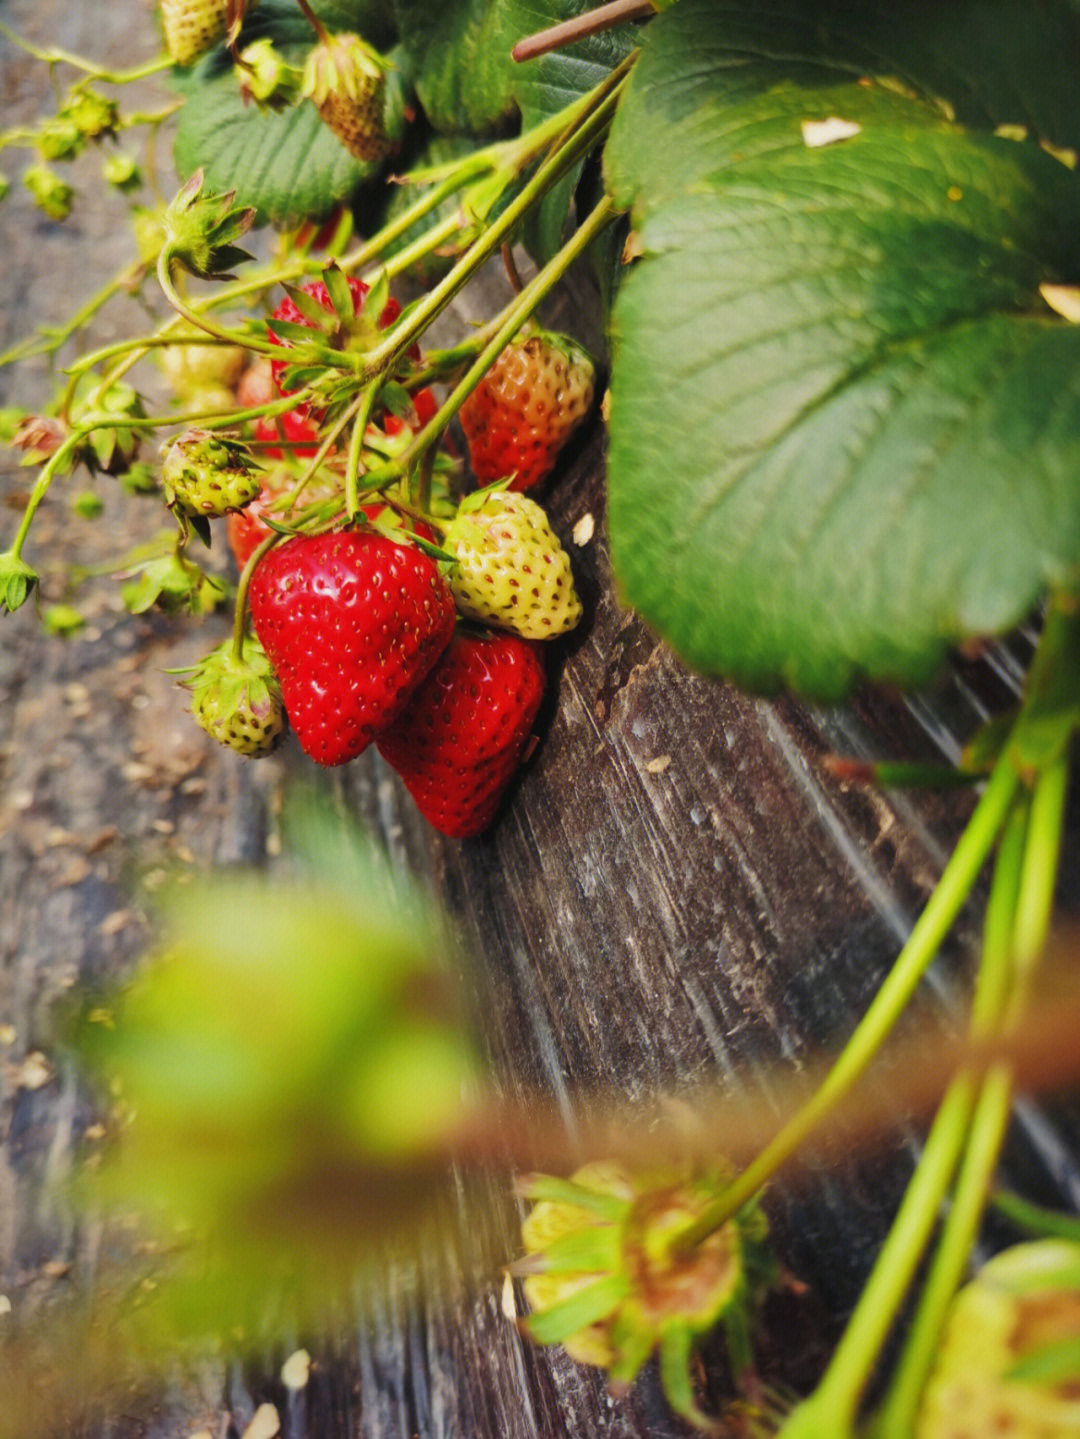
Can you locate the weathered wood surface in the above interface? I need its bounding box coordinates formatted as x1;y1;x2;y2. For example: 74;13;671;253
2;6;1079;1437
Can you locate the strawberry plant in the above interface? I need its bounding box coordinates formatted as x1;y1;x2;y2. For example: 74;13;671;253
2;0;1080;1435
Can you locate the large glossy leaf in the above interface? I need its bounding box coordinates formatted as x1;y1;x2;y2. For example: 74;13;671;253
604;0;1080;698
172;0;402;226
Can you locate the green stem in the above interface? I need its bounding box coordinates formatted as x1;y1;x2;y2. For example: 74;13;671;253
0;22;173;81
396;193;616;473
358;76;627;380
1010;751;1070;985
9;431;87;559
991;1190;1080;1242
778;1077;978;1439
871;1067;1013;1439
345;386;379;519
156;250;297;359
378;211;465;283
861;800;1028;1439
336;161;496;278
874;750;1069;1433
676;752;1021;1248
231;533;279;662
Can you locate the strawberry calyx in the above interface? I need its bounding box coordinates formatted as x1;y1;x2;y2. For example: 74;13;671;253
268;266;410;397
515;1160;775;1431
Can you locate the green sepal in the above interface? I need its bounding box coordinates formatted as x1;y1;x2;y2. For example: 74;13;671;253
522;1272;630;1347
189;514;214;548
401;534;454;564
278;288;337;331
605;1314;655;1388
0;551;40;614
163;169;256;281
121;553;226;616
657;1324;716;1434
454;475;514;516
525;1223;622;1277
516;1174;630;1222
1006;1335;1080;1387
321;261;357;325
1007;592;1080;773
358;267;390;330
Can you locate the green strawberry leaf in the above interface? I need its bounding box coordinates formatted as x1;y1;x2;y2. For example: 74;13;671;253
171;2;405;226
391;1;633;261
604;0;1080;699
390;0;523;134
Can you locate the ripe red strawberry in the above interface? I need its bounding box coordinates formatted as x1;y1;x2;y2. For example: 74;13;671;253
460;324;595;492
248;529;455;766
252;406;322;460
376;629;545;837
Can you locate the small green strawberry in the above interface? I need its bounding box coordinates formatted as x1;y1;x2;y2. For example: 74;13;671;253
162;429;260;517
443;490;583;640
517;1160;775;1432
460;324;596;492
160;0;230;66
23;162;74;221
916;1239;1080;1439
176;637;285;757
302;33;389;162
59;88;120;141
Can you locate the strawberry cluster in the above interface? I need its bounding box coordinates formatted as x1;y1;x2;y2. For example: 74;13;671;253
169;275;592;839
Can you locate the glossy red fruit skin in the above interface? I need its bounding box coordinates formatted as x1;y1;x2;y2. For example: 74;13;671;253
248;530;456;766
376;629;546;838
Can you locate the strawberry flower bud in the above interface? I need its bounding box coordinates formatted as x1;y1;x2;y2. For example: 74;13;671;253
103;153;142;193
163;169;256;281
238;39;302;112
37;116;83;162
0;551;40;615
59;88;120;141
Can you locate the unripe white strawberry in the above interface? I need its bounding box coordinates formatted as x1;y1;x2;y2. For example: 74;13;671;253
177;638;284;757
160;0;230;67
443;490;583;640
917;1240;1080;1439
162;429;260;517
